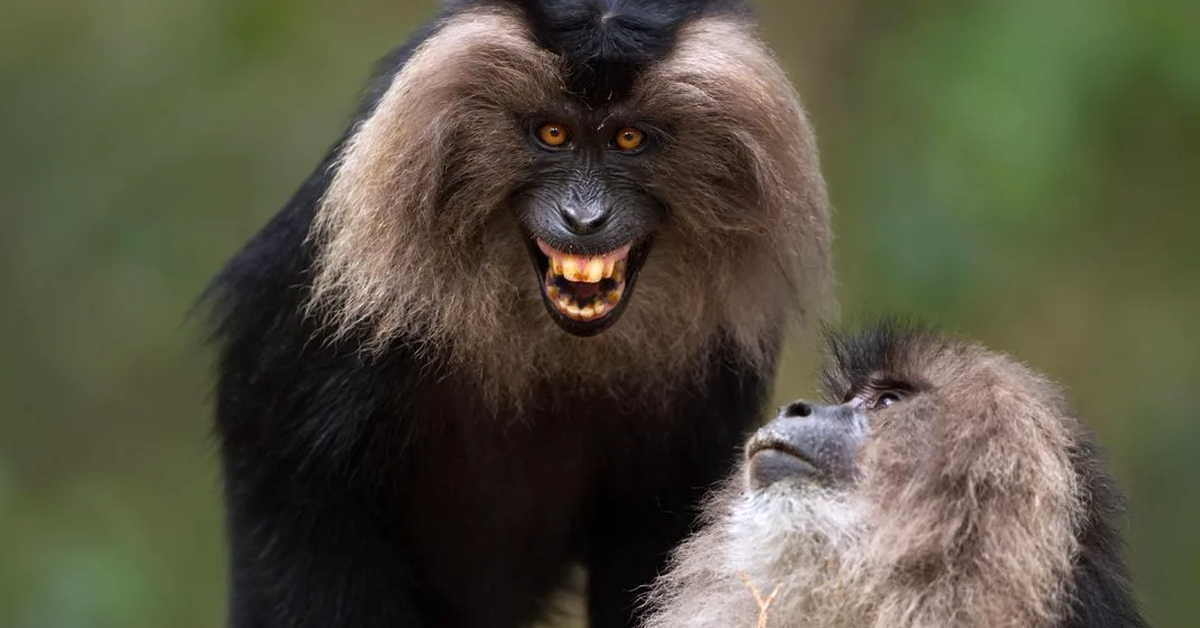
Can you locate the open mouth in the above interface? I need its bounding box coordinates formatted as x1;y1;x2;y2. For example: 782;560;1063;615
528;238;647;335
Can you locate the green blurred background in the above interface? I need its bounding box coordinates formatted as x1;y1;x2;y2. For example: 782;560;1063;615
1;0;1196;626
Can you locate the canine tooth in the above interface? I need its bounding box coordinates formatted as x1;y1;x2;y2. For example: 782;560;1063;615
607;290;621;304
611;259;626;283
562;258;580;281
586;258;605;283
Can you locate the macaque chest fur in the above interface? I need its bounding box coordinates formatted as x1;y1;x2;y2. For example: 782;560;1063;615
206;2;833;627
641;323;1147;628
399;377;739;626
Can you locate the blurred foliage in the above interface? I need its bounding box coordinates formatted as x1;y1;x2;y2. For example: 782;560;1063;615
1;0;1196;626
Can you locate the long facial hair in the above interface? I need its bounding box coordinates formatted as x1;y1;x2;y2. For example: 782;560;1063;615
854;350;1083;628
642;337;1088;628
305;6;833;403
641;476;872;628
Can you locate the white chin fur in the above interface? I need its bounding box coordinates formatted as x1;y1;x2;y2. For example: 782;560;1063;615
727;483;866;579
641;482;870;628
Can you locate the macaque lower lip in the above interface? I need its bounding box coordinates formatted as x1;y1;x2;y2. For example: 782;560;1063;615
747;434;826;478
526;237;649;336
747;439;818;466
747;447;823;488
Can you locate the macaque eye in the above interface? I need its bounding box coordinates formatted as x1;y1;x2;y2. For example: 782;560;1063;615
537;123;570;148
613;127;644;151
869;391;904;410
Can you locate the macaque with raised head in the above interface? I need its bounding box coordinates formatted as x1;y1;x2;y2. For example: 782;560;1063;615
643;322;1146;628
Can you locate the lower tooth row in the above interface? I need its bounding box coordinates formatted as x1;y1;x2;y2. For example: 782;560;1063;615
552;290;623;321
558;298;605;320
543;266;624;320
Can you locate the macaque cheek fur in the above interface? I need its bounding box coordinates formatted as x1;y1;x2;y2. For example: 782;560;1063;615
640;323;1146;628
307;8;832;402
207;2;835;628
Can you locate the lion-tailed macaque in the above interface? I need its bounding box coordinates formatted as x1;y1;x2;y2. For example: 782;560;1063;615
643;322;1146;628
204;1;833;626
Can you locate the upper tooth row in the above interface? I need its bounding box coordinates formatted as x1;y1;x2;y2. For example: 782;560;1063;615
552;256;622;283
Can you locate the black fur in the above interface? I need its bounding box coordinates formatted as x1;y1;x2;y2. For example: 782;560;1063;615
451;0;748;102
1062;436;1149;628
204;3;773;627
818;317;941;403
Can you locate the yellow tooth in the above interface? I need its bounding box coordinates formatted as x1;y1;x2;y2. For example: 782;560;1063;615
580;304;595;319
566;303;583;319
602;259;616;279
558;295;571;311
612;259;626;284
547;286;559;299
552;256;564;276
607;290;621;304
593;302;607;316
584;258;603;283
562;258;580;281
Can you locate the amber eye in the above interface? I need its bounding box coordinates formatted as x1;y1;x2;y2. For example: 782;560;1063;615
614;127;644;151
537;123;569;147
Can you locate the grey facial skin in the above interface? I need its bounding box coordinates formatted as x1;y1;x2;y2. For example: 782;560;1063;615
641;323;1146;628
746;400;869;490
206;5;837;627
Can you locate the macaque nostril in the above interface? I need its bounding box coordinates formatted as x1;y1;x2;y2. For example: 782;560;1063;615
560;206;609;235
782;400;813;418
